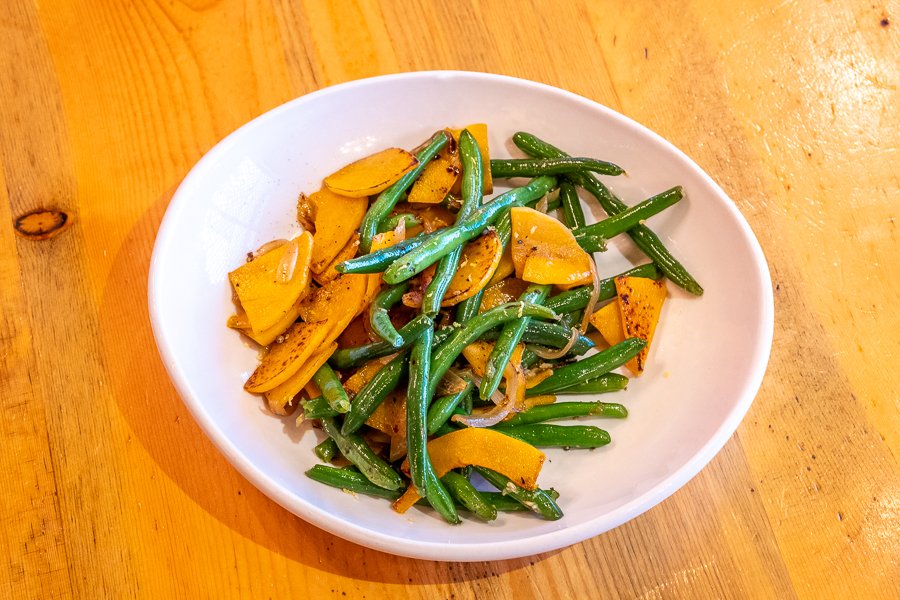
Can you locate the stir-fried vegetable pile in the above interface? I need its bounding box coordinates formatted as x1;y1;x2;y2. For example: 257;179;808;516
227;126;701;523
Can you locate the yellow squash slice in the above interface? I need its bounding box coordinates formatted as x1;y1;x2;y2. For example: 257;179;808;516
228;232;313;335
510;207;592;287
323;147;418;198
243;320;330;393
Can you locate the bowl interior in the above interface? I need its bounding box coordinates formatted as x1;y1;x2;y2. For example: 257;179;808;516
149;72;773;560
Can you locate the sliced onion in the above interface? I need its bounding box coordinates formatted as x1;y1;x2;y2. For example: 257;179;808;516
528;326;579;360
254;238;289;258
452;355;525;427
580;258;601;333
436;367;473;395
535;194;549;214
393;218;407;241
277;240;299;283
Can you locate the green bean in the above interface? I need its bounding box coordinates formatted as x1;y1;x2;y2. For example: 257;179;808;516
520;320;593;355
421;130;484;317
377;212;420;233
428;302;559;398
476;323;593;355
502;401;628;426
427;382;474;436
407;326;458;523
320;418;403;491
556;310;582;331
369;283;407;347
383;176;557;284
301;396;339;420
481;284;550;400
312;363;350;413
527;338;645;396
482;489;560;512
336;232;433;275
454;288;484;323
490;157;624;178
527;373;629;397
341;352;409;435
543;263;662;314
574;187;683;253
441;471;497;521
475;467;563;520
559;180;586;229
306;465;562;512
494;424;610;448
512;132;703;295
314;437;339;462
329;314;432;369
306;465;402;500
359;131;450;253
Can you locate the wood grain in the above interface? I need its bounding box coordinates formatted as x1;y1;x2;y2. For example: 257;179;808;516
1;0;897;598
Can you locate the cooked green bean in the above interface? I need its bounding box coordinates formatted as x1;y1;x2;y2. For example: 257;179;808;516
527;338;645;396
502;401;628;426
301;396;339;420
329;314;432;369
475;467;563;520
377;212;420;233
427;383;474;436
494;423;611;448
341;352;409;435
408;326;458;523
359;131;450;253
383;176;557;284
305;466;560;513
490;156;624;178
477;322;594;355
543;263;662;314
556;309;582;331
481;284;550;400
559;180;586;229
454;288;485;323
481;489;560;512
527;373;629;397
422;130;484;316
428;302;559;398
369;283;407;347
320;418;403;491
337;232;433;275
512;132;702;295
306;464;402;500
314;437;339;462
521;320;593;355
441;470;497;521
574;187;683;253
312;363;350;413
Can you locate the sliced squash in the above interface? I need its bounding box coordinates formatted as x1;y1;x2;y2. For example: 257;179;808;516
616;276;667;375
228;232;313;334
510;207;593;286
243;320;330;393
480;277;530;312
308;188;368;273
488;245;515;286
408;129;459;204
313;233;360;286
440;230;504;307
298;273;370;347
323;147;418;198
461;340;494;377
264;342;336;414
393;428;545;512
227;282;312;346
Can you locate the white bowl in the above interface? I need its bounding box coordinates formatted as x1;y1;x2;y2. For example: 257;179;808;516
148;71;773;561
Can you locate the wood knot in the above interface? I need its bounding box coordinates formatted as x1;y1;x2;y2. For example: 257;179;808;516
14;209;71;240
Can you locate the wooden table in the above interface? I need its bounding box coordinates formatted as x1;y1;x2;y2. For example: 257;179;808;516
2;1;897;597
